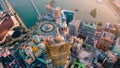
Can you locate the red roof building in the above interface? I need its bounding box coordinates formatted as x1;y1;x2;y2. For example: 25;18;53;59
0;14;14;43
96;37;112;51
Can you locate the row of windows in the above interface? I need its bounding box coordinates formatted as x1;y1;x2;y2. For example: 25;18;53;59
59;27;67;31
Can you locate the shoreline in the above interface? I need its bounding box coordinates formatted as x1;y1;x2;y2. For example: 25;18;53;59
103;0;120;19
107;0;120;16
95;0;120;25
5;0;120;30
5;0;27;31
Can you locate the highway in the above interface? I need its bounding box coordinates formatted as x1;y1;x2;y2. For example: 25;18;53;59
30;0;42;21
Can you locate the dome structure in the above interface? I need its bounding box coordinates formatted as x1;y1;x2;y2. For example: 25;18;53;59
41;23;54;33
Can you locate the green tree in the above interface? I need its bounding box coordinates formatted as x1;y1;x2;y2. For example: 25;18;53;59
97;22;103;27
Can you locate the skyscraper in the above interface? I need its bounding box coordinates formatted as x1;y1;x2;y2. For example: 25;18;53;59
44;32;72;67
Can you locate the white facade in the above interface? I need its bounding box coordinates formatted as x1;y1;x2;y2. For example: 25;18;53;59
69;20;81;35
59;21;69;35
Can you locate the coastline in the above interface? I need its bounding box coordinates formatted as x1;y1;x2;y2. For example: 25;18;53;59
95;0;120;25
104;0;120;18
4;0;120;29
8;0;120;28
5;0;28;30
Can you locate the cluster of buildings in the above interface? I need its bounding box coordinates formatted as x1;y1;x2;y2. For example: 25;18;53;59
42;2;120;68
68;20;120;68
0;1;120;68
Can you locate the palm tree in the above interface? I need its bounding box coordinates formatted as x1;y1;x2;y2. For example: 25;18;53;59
97;22;103;27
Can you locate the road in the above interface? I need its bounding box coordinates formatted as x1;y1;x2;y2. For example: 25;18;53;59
30;0;42;21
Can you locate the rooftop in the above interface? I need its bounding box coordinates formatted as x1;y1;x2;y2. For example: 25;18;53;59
81;21;96;29
96;27;119;35
0;14;14;43
112;37;120;56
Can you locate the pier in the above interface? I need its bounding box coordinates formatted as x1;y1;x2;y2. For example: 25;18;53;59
5;0;27;30
30;0;42;21
0;0;8;10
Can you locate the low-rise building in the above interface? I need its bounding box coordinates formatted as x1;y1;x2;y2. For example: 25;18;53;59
78;21;96;46
107;51;118;63
95;24;119;51
78;21;96;38
112;37;120;57
23;44;35;64
84;37;95;46
103;23;119;38
96;37;112;51
78;49;93;68
32;35;40;43
71;37;83;55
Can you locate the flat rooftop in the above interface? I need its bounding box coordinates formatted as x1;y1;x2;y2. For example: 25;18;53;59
0;14;14;42
96;28;119;35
